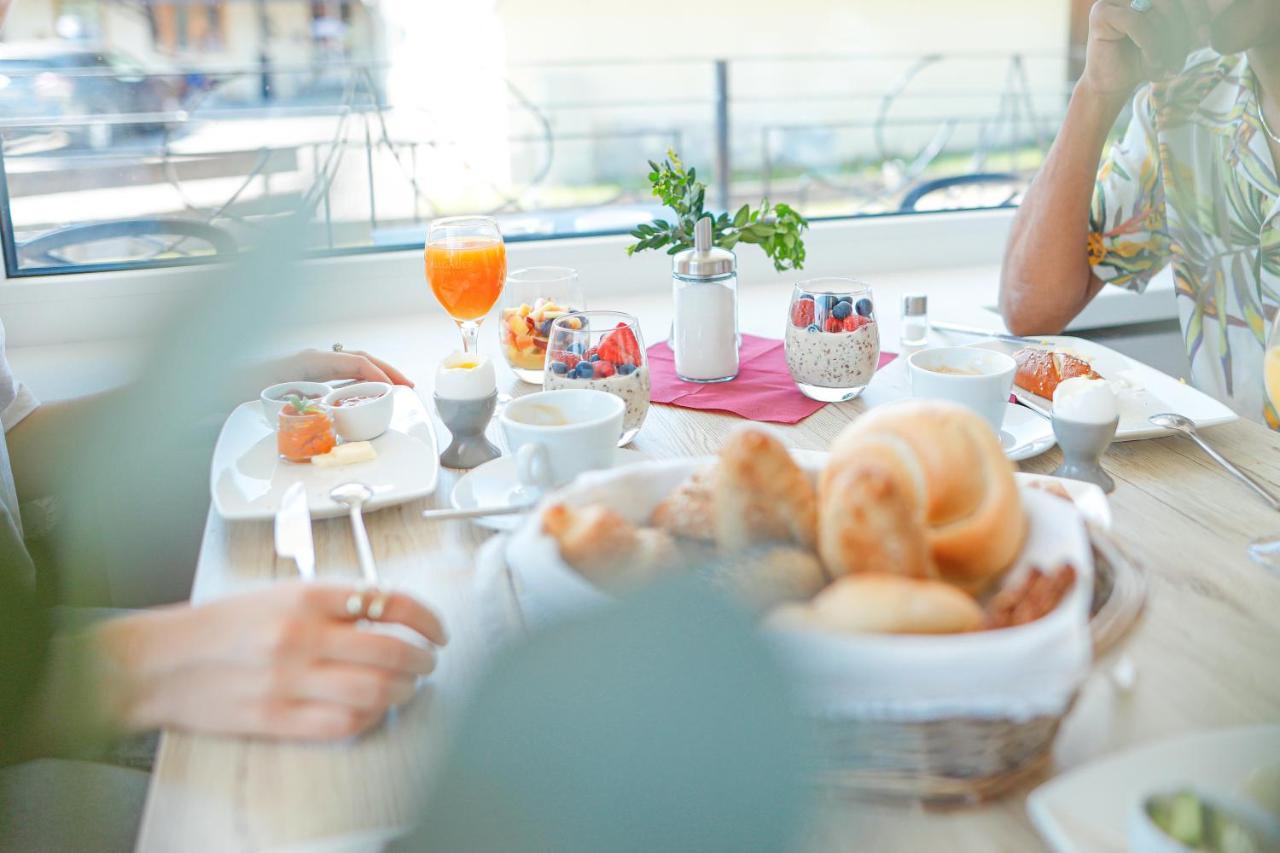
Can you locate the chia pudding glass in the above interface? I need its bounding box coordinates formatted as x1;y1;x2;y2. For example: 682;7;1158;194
543;310;650;445
784;278;880;402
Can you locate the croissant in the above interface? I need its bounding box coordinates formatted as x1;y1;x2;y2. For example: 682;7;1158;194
1013;347;1101;399
542;503;679;591
712;428;817;553
819;401;1026;594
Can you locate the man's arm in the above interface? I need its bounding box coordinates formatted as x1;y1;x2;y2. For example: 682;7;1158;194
1000;0;1193;335
999;87;1128;336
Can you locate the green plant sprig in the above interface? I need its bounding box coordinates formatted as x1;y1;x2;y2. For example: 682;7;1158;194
627;150;809;272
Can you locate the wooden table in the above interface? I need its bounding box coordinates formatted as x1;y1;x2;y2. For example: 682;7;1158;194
136;293;1280;852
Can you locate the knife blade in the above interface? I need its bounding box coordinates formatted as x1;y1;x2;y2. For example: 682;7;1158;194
274;482;316;580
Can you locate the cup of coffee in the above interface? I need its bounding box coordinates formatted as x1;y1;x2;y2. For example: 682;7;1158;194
907;346;1016;433
500;389;625;496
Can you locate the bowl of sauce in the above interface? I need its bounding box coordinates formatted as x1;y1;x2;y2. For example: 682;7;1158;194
323;381;394;441
261;380;333;425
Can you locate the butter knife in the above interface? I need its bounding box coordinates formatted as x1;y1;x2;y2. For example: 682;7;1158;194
274;482;316;580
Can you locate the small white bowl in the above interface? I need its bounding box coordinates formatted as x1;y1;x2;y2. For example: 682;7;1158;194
260;381;333;425
323;381;394;441
1129;786;1280;853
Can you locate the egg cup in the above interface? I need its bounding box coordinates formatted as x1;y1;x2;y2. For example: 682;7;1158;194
435;391;501;469
1051;415;1119;493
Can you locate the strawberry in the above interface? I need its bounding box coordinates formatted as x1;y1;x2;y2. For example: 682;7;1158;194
598;323;642;365
824;317;843;334
552;351;580;369
842;315;870;332
584;345;600;362
593;360;616;379
791;297;815;328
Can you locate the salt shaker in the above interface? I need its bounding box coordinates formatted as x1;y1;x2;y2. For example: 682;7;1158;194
1050;377;1119;493
900;293;929;349
672;217;738;383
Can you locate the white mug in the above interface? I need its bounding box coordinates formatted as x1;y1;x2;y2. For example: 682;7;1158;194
907;346;1017;434
499;389;625;496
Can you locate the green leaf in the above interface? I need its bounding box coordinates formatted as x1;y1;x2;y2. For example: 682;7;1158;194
733;204;750;227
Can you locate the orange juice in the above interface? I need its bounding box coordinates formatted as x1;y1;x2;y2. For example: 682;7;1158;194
425;237;506;321
1266;347;1280;410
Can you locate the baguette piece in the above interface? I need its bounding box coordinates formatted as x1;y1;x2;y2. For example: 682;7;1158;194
767;573;984;635
1013;347;1101;399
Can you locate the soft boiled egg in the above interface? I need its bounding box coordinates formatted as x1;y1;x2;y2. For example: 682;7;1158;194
1053;376;1119;424
435;352;496;400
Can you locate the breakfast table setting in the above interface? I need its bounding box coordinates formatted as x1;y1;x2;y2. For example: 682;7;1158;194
137;177;1280;852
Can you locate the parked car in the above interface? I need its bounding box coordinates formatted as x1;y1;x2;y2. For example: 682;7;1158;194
0;42;184;149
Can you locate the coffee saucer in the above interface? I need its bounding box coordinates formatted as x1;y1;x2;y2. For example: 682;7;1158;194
1002;403;1056;462
451;448;649;531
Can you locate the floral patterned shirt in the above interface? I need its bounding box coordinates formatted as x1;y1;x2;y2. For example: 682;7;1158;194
1090;50;1280;427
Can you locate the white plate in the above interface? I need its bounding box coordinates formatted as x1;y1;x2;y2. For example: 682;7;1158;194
1002;402;1056;461
210;387;439;520
1014;472;1112;529
452;447;649;531
973;337;1238;440
1027;725;1280;853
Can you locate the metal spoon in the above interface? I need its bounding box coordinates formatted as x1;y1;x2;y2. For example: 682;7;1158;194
329;481;381;592
1149;413;1280;510
421;502;535;522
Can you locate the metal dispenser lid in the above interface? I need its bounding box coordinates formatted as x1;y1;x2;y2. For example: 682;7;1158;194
902;293;928;316
673;216;736;278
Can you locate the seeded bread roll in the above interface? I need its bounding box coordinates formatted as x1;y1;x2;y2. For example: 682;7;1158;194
819;401;1027;595
767;573;984;636
1013;347;1101;399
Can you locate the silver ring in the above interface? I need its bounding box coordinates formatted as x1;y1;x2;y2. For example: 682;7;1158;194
1129;0;1152;12
332;343;344;353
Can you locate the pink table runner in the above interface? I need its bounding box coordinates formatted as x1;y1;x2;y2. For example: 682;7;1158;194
647;334;898;424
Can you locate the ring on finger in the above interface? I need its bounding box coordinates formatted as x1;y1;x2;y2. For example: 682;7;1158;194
343;586;388;621
332;343;344;353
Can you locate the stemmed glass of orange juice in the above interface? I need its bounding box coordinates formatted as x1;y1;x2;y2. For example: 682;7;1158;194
425;216;507;354
1249;311;1280;572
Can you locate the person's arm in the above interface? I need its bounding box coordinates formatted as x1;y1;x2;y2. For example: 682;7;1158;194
1000;0;1195;335
14;583;447;757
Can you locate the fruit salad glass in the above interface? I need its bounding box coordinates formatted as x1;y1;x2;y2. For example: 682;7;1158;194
783;278;881;402
543;310;650;446
498;267;583;384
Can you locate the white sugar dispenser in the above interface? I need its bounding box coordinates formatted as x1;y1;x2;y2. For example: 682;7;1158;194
671;216;739;383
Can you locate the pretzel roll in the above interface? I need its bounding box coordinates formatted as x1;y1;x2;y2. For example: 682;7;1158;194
819;401;1026;594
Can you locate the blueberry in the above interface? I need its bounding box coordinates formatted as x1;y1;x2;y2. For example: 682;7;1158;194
589;353;600;362
806;323;820;333
815;294;837;314
550;361;569;375
855;298;874;317
539;318;555;336
617;363;636;376
832;300;852;320
574;361;595;379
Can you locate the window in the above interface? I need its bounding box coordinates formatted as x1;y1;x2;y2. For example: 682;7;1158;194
0;1;1085;276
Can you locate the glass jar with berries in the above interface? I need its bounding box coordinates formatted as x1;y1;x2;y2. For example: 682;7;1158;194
498;267;584;384
276;396;337;462
784;278;880;402
544;310;649;445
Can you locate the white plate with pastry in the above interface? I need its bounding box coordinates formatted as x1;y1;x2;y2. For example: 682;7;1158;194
972;337;1237;440
210;387;439;520
508;402;1095;720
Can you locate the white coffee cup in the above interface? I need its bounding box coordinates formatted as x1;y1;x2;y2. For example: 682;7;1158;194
500;389;625;496
908;346;1016;434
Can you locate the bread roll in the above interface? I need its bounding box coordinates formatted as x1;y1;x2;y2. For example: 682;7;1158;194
767;573;984;635
542;503;679;591
819;401;1026;594
650;466;715;541
702;545;829;610
713;428;817;552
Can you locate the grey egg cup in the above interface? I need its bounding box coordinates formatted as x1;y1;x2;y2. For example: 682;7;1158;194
1051;414;1119;494
435;390;502;469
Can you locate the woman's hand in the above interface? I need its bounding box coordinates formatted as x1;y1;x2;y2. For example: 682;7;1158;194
97;584;446;740
275;348;415;388
1080;0;1205;100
